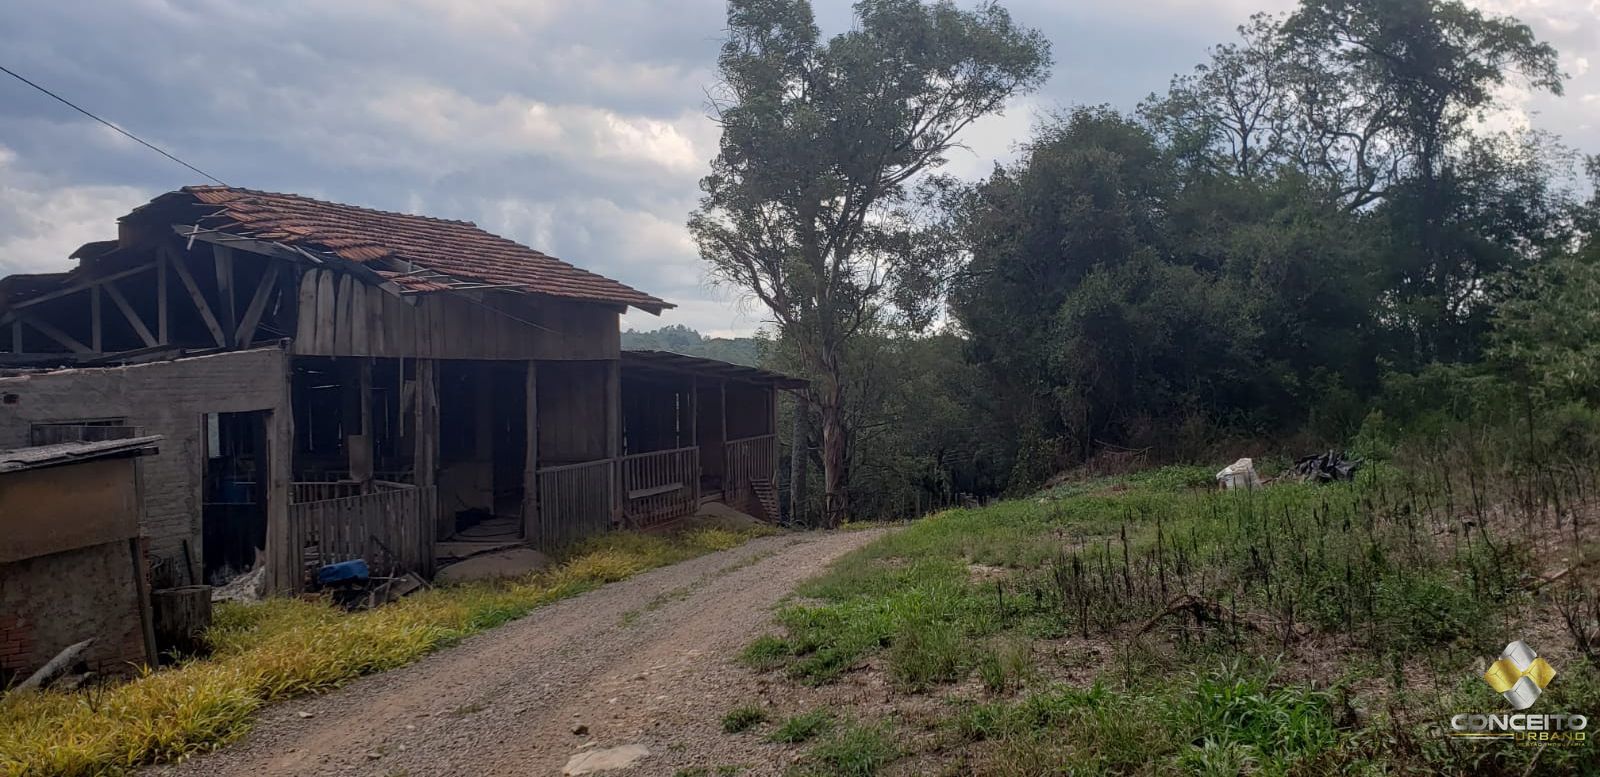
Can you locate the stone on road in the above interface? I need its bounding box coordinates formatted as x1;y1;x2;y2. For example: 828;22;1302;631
562;744;650;775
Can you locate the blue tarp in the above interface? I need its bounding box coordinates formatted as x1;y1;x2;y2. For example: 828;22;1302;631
317;559;369;586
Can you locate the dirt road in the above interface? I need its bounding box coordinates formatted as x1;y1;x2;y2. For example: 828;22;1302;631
153;529;884;777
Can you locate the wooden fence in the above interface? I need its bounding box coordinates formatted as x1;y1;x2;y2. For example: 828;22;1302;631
620;446;699;527
535;458;614;548
285;481;436;592
290;480;365;504
724;434;777;512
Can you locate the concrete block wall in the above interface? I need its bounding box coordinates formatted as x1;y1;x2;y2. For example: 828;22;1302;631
0;347;290;577
0;542;149;679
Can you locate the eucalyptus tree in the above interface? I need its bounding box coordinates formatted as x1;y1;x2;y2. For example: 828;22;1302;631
689;0;1049;523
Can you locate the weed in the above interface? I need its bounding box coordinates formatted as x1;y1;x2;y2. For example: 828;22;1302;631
887;617;967;691
721;704;768;733
796;721;897;776
741;635;793;670
975;637;1033;694
768;709;833;744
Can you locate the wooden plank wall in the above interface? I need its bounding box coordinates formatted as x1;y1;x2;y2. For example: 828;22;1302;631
537;361;609;465
290;268;619;361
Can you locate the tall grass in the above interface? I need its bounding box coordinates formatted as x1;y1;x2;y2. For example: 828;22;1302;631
0;526;771;776
745;455;1600;774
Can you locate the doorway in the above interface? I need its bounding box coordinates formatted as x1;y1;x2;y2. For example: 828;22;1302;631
201;410;270;585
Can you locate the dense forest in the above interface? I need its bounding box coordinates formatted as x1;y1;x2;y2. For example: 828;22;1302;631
690;0;1600;525
622;324;761;366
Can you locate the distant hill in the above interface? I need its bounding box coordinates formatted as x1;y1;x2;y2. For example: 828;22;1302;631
622;324;761;367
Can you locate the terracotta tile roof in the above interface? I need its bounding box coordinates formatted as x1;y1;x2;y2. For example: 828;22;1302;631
180;186;670;313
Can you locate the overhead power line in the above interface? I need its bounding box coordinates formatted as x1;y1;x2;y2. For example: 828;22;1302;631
0;63;227;185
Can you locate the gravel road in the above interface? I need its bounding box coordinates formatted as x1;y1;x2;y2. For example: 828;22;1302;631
151;529;885;777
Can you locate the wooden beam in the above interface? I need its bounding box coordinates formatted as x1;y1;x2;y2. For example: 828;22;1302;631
214;245;237;342
103;281;158;348
235;263;279;345
157;252;169;344
162;245;227;347
90;285;102;352
9;262;156;311
18;313;92;354
175;226;408;300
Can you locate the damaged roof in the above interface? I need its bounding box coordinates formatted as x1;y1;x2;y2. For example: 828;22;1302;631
0;435;163;473
623;350;808;389
152;186;671;314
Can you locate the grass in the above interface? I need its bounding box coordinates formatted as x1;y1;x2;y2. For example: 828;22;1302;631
721;704;768;733
768;709;833;744
745;460;1600;774
0;525;774;776
793;720;897;777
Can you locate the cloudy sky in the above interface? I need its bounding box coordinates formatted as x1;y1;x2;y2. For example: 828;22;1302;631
1;0;1595;336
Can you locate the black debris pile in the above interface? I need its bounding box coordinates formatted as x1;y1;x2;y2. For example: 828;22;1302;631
1291;451;1361;483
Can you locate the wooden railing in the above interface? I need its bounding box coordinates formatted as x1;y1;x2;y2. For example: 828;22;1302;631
535;458;614;548
620;446;699;527
724;434;777;513
290;480;365;504
285;482;436;592
290;471;415;504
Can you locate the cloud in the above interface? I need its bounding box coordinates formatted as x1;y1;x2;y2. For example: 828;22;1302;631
0;146;151;275
0;0;1594;342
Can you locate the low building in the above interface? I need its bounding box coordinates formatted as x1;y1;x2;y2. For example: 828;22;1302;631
0;433;161;681
0;186;804;596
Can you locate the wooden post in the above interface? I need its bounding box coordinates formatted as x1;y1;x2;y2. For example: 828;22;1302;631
128;538;158;666
349;358;374;483
266;353;297;594
688;377;699;446
606;359;622;524
150;586;212;656
523;360;539;543
10;318;20;354
413;359;442;540
687;377;699;504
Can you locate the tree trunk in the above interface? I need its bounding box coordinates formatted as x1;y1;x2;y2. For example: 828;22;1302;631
817;355;849;528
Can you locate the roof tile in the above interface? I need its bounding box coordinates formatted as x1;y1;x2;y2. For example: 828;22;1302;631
181;186;670;312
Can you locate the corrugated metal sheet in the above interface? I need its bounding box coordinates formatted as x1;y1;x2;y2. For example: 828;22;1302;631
0;435;163;473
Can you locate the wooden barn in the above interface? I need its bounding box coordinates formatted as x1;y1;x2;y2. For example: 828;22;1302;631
0;186;800;595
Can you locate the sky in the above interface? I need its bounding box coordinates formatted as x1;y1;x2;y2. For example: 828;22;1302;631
0;0;1595;337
